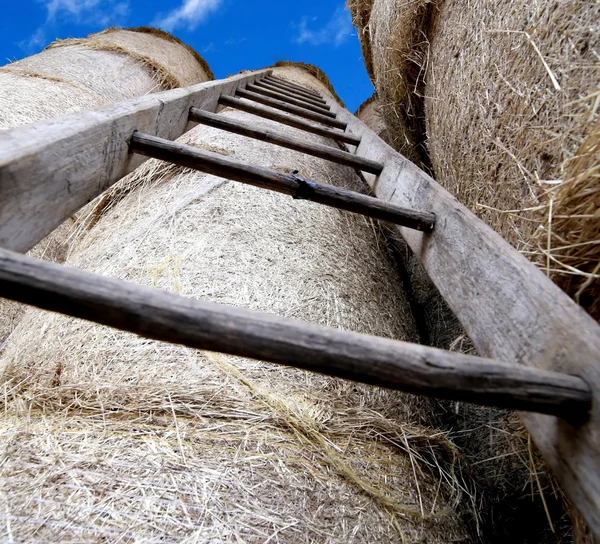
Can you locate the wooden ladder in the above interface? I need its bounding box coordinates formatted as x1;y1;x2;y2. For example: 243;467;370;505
1;68;599;533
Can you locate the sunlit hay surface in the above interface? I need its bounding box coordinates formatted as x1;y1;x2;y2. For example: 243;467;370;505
0;101;470;541
355;94;392;144
0;27;209;131
367;0;436;168
347;0;376;81
424;0;599;317
95;27;214;84
0;27;211;347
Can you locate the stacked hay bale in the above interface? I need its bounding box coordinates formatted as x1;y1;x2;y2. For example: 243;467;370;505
348;0;599;319
349;1;596;540
0;65;471;542
0;27;212;347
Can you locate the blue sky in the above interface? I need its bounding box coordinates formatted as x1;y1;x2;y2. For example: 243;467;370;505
1;0;373;112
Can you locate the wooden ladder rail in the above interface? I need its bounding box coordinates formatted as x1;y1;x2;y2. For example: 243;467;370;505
1;68;600;535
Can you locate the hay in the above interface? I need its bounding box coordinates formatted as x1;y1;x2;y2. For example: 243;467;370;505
354;88;573;542
366;0;436;168
355;93;392;143
97;26;215;82
0;70;471;540
271;61;346;107
423;0;599;317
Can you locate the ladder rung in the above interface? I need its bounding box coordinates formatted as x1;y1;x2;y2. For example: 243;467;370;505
254;79;331;109
189;108;383;175
130;132;433;231
245;84;335;118
266;75;322;98
0;247;590;421
219;95;361;146
252;81;331;111
236;89;347;130
263;76;327;102
257;79;328;106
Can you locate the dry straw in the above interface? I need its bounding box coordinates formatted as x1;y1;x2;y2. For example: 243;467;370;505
0;66;472;542
348;0;599;319
0;27;211;348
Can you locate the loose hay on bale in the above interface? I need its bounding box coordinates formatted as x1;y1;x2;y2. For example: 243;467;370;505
423;0;600;319
0;66;472;542
0;27;211;348
366;0;436;168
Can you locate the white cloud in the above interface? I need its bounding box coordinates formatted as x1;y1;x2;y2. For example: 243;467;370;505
41;0;130;24
295;6;353;47
153;0;222;32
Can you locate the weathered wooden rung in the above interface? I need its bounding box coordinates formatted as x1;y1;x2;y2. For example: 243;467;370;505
236;88;347;130
189;108;383;175
254;79;329;107
265;75;322;98
257;78;329;106
262;76;328;103
130;132;432;231
219;95;361;146
0;247;591;420
247;83;333;116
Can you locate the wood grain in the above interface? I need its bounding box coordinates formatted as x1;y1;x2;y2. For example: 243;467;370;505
189;108;382;174
130;132;434;231
0;247;590;419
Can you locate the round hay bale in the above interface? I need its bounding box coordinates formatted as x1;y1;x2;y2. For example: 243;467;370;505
366;0;435;168
0;27;211;350
0;67;470;542
424;0;599;319
355;93;392;143
0;27;211;131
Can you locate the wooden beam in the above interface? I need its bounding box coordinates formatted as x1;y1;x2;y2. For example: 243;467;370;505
329;101;600;535
266;76;322;98
0;69;272;254
246;84;334;116
130;132;433;231
189;108;383;175
0;247;591;419
236;89;347;130
254;80;329;108
219;95;361;146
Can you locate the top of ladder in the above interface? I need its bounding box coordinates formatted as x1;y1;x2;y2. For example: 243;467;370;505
0;67;599;536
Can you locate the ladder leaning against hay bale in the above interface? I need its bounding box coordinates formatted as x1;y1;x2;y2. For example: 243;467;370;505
1;66;600;538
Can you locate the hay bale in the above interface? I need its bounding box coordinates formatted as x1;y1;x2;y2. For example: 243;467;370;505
0;66;470;542
423;0;599;319
364;0;435;168
0;27;211;131
0;27;211;349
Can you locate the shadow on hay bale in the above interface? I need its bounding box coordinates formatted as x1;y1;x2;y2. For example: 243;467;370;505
0;26;212;351
0;65;474;542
